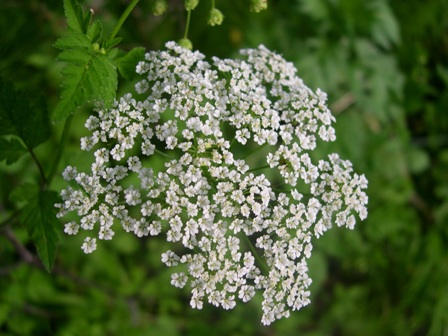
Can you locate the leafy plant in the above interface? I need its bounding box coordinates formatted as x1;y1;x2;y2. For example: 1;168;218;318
0;0;447;335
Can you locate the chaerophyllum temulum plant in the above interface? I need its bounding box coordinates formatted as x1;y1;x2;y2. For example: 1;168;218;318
1;0;367;326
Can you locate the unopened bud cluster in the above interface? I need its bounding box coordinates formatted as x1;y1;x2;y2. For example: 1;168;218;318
151;0;168;16
151;0;268;25
250;0;268;13
56;42;368;325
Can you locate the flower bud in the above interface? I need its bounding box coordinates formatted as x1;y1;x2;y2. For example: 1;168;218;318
250;0;268;13
151;0;168;16
178;38;193;50
185;0;199;11
207;8;224;26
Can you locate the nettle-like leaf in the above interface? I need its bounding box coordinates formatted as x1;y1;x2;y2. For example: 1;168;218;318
103;37;122;52
21;190;60;272
53;0;117;122
53;29;117;121
0;138;27;164
0;77;51;164
64;0;91;34
114;47;145;81
9;182;39;206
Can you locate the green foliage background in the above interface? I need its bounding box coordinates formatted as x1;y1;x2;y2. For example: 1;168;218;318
1;0;447;335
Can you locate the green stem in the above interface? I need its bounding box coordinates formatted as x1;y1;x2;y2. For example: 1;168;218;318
211;0;215;9
46;114;74;188
183;10;191;39
241;142;268;160
247;164;270;173
155;149;174;160
109;0;140;41
0;210;20;231
244;234;269;274
29;147;46;185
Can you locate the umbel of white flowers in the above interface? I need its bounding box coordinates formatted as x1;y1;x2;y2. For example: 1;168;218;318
56;42;368;325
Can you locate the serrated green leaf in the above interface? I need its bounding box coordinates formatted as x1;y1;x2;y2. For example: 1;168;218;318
87;20;102;43
21;190;60;272
54;28;92;50
114;47;145;81
0;138;27;164
53;30;117;122
437;65;448;85
23;95;51;149
0;78;17;135
0;77;51;149
9;182;39;206
103;37;122;51
63;0;86;34
108;47;121;60
371;1;400;49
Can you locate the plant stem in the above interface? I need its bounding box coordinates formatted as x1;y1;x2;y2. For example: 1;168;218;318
155;149;174;160
46;114;74;188
241;142;268;160
0;210;20;230
109;0;140;41
29;147;46;185
183;10;191;39
4;226;40;266
247;164;270;173
244;234;269;274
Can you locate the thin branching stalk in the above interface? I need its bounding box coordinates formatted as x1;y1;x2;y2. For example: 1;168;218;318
46;113;73;188
109;0;140;40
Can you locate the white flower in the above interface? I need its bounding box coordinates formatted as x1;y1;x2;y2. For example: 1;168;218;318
99;226;114;240
127;156;142;172
238;285;255;302
161;250;180;266
171;272;188;288
64;221;79;235
190;295;203;310
57;41;368;326
81;237;97;254
124;186;141;206
134;218;150;237
62;166;77;181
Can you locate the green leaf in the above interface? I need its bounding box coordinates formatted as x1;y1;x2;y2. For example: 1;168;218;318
300;0;329;21
53;29;117;122
0;77;51;149
0;138;27;164
21;190;60;272
54;28;92;50
436;65;448;85
103;37;122;51
408;146;430;174
0;78;17;135
9;182;39;205
86;19;102;43
114;47;145;81
107;47;120;60
370;1;400;49
63;0;87;34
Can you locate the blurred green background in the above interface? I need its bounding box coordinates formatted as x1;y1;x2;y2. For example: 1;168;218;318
1;0;448;335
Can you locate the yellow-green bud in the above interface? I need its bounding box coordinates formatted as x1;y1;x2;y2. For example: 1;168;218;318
207;8;224;26
93;43;100;52
151;0;168;16
250;0;268;13
185;0;199;11
178;38;193;50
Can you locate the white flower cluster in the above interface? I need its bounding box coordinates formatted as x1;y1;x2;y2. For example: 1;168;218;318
56;42;368;325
